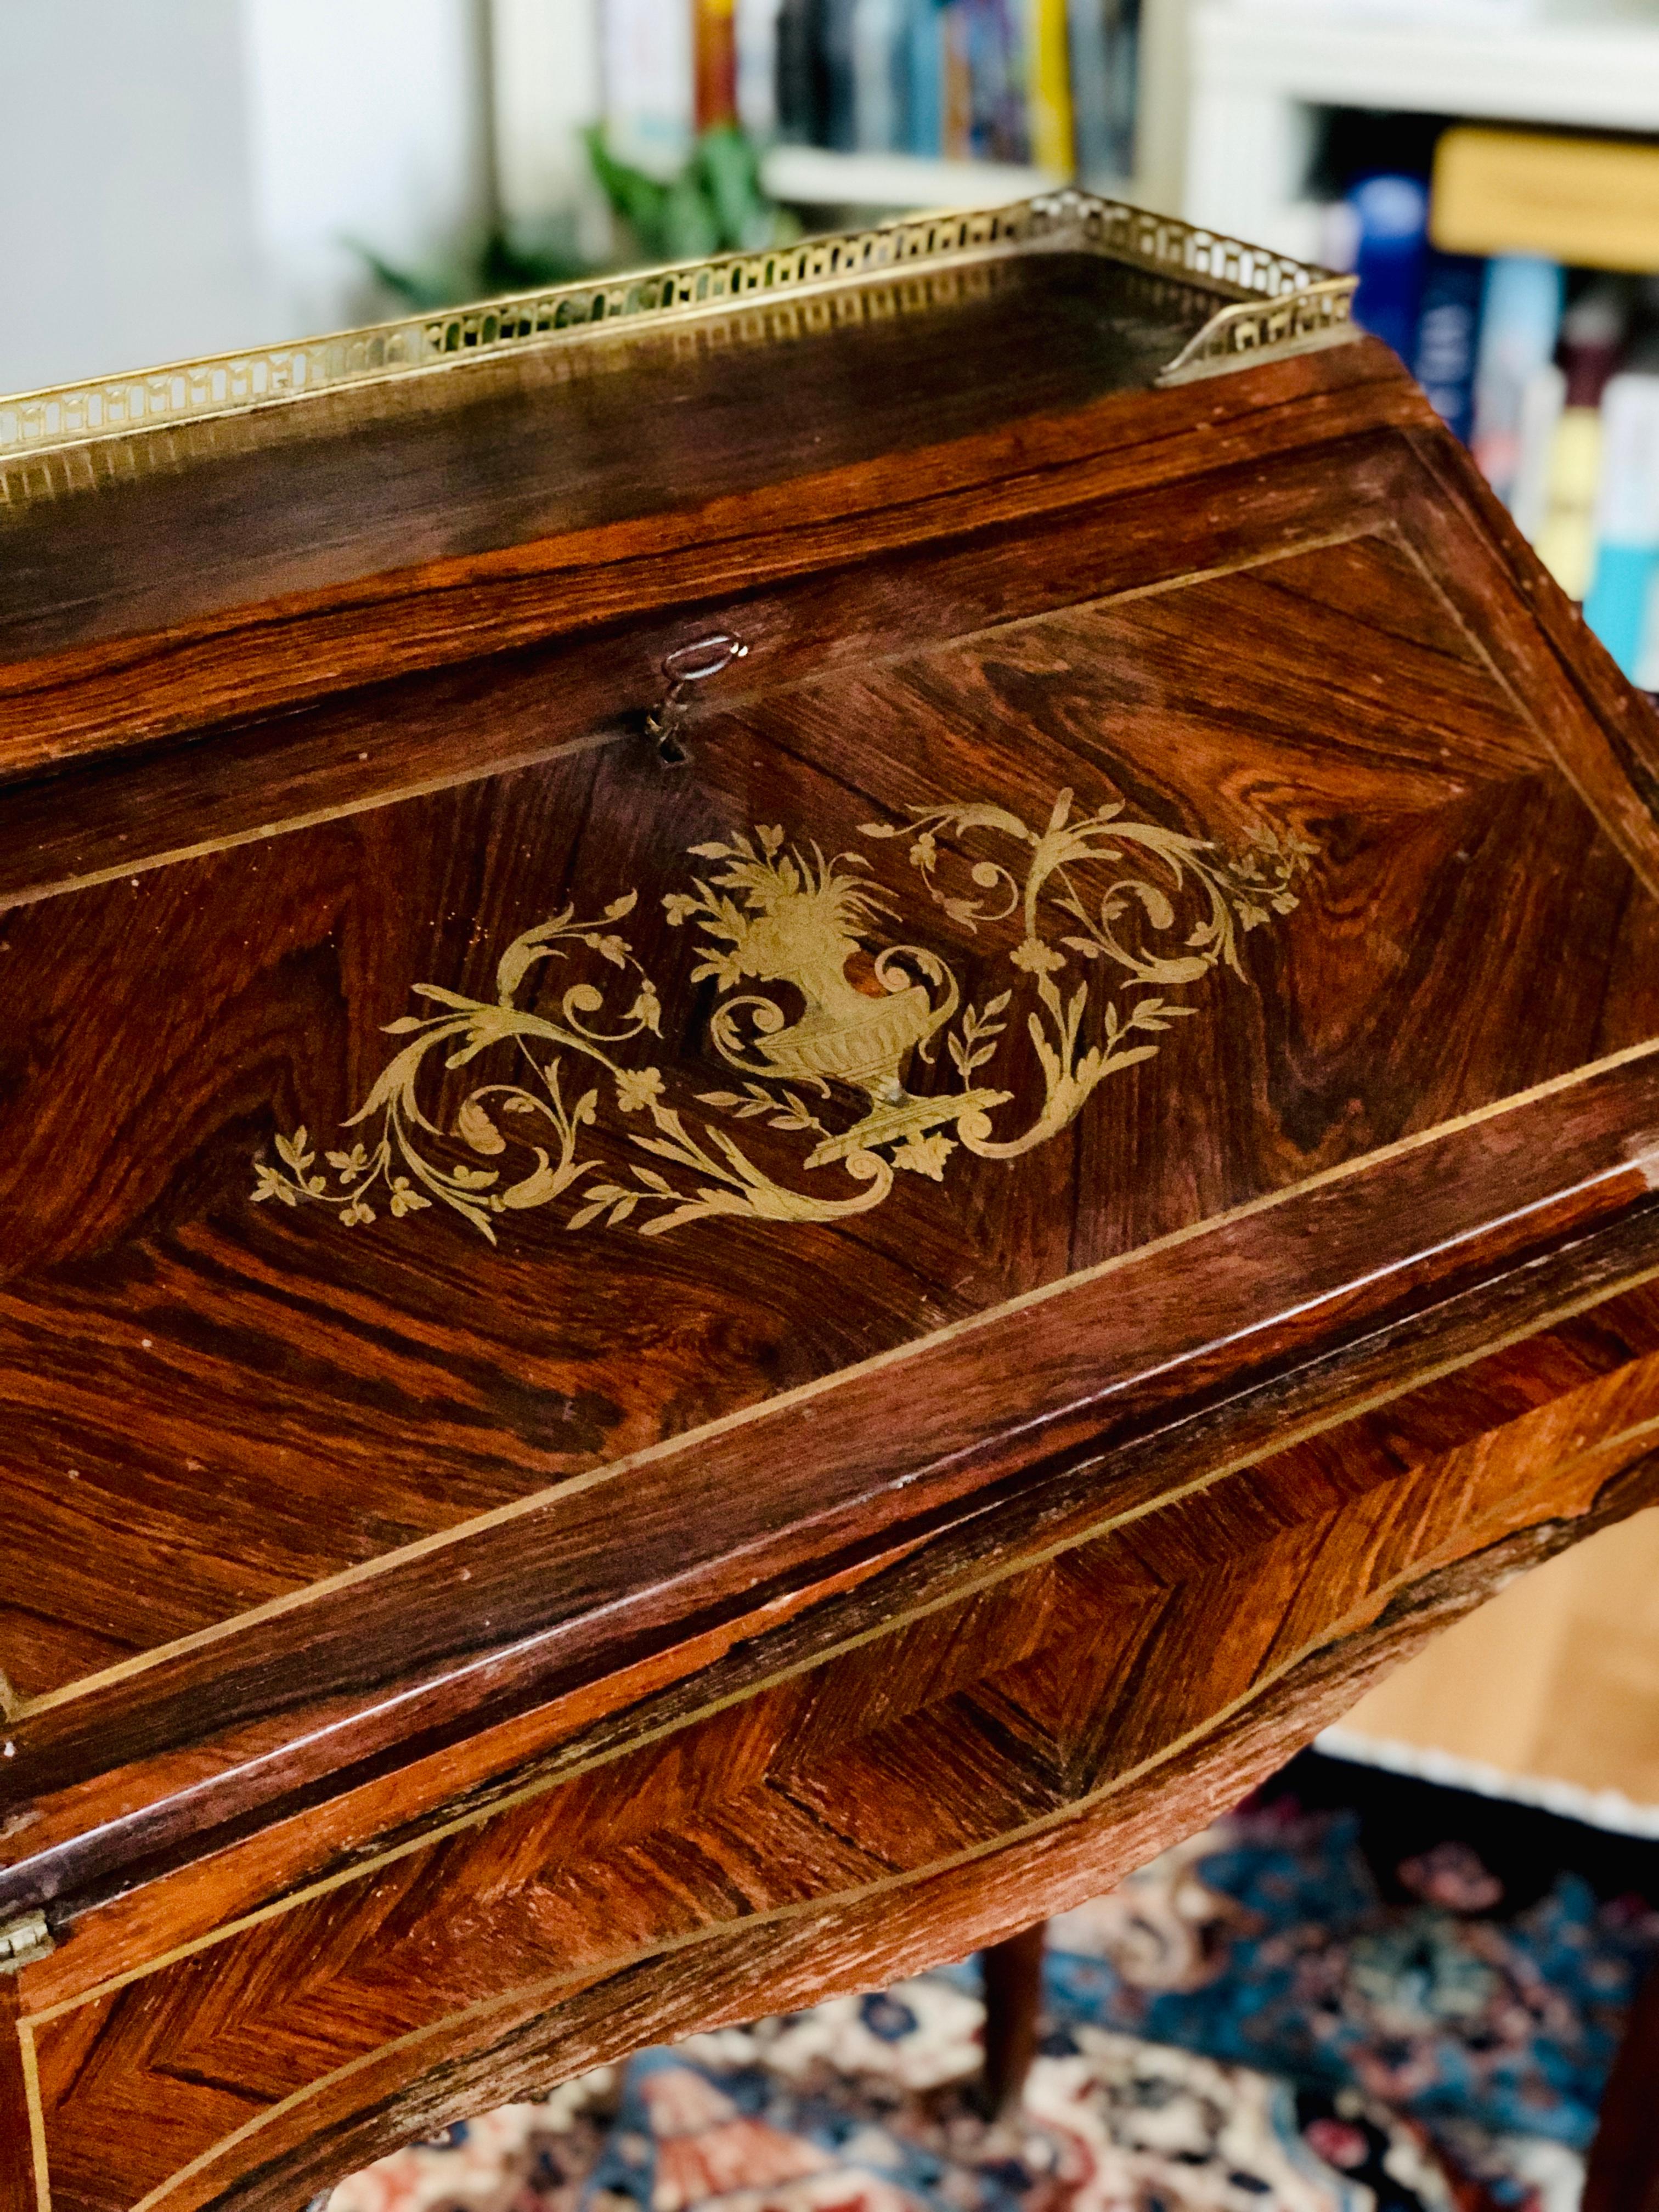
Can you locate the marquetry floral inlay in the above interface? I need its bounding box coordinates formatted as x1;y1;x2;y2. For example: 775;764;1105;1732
253;791;1313;1240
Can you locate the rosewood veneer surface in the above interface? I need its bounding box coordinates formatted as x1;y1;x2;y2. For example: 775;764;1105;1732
3;239;1659;2212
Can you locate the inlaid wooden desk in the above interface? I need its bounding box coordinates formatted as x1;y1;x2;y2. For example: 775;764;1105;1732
3;196;1659;2212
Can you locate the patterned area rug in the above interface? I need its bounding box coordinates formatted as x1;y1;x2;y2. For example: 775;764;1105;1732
328;1753;1659;2212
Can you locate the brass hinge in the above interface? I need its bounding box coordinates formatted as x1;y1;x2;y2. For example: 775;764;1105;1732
0;1910;54;1973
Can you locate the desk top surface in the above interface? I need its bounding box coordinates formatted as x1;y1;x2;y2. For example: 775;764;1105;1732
0;250;1215;667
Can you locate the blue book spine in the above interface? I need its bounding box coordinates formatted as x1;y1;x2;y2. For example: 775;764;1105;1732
1587;547;1658;678
982;0;1024;163
902;0;944;154
1347;174;1428;365
1069;0;1136;184
774;0;826;143
964;0;1002;160
1110;2;1138;179
851;0;905;150
1410;250;1483;446
1585;374;1659;680
822;0;858;149
1068;0;1113;184
1470;255;1565;509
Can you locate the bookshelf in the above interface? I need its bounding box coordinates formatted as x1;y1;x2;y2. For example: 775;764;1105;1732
492;0;1187;231
1181;3;1659;691
757;0;1191;213
1184;0;1659;262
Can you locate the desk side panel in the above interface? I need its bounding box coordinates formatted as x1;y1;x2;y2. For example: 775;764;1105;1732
19;1285;1659;2211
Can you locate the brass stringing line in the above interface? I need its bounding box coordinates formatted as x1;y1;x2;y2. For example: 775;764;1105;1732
0;723;630;915
1387;520;1659;907
662;524;1385;729
1386;518;1526;703
31;1248;1659;2037
109;1475;1616;2212
19;1029;1659;1720
19;2017;49;2212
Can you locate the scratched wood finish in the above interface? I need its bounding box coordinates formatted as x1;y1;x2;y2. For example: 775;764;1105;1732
4;261;1659;2212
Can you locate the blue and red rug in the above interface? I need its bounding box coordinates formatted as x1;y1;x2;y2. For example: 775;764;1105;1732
329;1752;1659;2212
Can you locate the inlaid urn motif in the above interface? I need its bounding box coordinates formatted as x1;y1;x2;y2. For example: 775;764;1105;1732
254;786;1313;1240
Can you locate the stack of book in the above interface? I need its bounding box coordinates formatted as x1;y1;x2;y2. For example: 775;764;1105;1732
1339;131;1659;687
602;0;1139;190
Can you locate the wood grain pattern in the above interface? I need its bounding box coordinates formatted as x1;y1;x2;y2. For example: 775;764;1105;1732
5;270;1659;2210
21;1451;1657;2212
10;1040;1659;1920
0;520;1650;1702
0;257;1216;665
0;339;1423;774
200;1483;1651;2212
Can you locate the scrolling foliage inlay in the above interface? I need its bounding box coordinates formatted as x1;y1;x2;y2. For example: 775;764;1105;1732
253;791;1313;1240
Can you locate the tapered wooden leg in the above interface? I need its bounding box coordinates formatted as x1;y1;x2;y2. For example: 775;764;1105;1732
979;1920;1047;2118
1585;1960;1659;2212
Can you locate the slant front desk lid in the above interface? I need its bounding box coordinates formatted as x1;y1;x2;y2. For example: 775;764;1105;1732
2;191;1658;1937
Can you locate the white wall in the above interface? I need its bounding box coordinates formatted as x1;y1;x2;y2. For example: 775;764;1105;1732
493;0;607;253
0;0;494;398
242;0;495;339
0;0;272;393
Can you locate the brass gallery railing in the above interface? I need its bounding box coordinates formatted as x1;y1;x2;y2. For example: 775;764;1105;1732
0;190;1357;471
